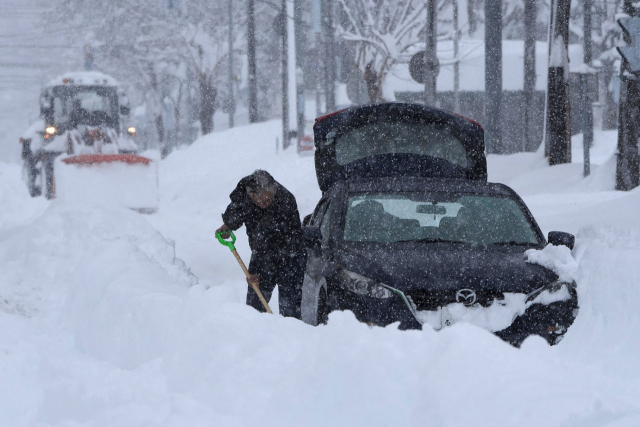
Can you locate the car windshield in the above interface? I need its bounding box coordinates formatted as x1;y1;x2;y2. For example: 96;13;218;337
335;121;468;167
343;193;541;245
50;85;118;128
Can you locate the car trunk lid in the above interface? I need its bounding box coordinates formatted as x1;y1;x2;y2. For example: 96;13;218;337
313;103;486;192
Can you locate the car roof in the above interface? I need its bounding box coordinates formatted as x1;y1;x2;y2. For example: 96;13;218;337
314;102;484;135
344;177;514;197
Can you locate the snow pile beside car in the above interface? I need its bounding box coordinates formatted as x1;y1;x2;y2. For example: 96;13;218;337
525;243;578;283
560;226;640;383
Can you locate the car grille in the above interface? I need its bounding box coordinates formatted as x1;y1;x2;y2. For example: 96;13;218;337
404;289;505;311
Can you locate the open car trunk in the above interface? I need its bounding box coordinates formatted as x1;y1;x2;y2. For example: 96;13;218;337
313;103;487;192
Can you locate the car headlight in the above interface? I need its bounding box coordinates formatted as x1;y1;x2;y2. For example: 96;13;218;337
45;126;56;135
338;269;394;299
526;280;575;304
127;126;136;135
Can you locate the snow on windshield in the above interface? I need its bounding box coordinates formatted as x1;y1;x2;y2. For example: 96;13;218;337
51;87;117;127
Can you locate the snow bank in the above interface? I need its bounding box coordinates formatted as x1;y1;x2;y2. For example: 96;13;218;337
558;227;640;404
0;161;48;230
0;202;194;319
1;121;640;426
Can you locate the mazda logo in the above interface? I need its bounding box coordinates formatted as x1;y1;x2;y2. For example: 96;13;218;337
456;289;477;305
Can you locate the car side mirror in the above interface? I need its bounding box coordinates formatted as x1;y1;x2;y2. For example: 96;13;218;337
548;231;575;250
302;226;322;247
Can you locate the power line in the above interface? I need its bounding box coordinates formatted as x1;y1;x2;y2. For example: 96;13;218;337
0;45;75;49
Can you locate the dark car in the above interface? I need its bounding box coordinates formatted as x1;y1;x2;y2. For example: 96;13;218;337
300;103;578;346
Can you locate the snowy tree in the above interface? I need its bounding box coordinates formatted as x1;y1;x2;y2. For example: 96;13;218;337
49;0;244;141
180;2;244;135
338;0;429;102
49;0;187;142
570;0;624;129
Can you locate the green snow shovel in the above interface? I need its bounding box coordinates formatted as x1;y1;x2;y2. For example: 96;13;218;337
215;230;273;314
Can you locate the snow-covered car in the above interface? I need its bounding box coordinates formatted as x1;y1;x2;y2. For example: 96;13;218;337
300;103;578;346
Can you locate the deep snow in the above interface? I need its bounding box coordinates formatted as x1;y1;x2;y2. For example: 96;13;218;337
1;123;640;426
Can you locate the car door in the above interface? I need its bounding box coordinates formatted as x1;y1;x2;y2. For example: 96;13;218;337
300;195;334;325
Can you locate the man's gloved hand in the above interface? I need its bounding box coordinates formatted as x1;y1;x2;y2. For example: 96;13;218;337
247;274;260;288
216;224;231;239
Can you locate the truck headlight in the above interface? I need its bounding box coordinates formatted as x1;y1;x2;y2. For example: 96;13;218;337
127;127;136;136
45;126;56;135
338;270;394;299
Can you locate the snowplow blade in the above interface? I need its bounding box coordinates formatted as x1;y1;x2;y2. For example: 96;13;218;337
55;154;159;213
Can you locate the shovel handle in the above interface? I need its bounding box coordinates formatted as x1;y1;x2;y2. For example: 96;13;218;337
231;249;273;314
216;229;273;314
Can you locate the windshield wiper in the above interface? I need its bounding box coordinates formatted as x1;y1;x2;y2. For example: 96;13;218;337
397;237;464;244
491;241;538;246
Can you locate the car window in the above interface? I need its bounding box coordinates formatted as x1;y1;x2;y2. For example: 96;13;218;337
320;202;332;247
311;200;330;226
335;121;468;167
343;193;540;245
311;200;332;247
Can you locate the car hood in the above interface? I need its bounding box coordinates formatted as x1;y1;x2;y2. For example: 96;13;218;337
338;243;557;295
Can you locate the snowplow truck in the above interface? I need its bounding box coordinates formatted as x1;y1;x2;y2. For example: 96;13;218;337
20;72;158;212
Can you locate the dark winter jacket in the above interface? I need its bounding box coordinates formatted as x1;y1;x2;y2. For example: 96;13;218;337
222;176;305;257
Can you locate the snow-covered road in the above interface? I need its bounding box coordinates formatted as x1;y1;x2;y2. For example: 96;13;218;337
1;123;639;426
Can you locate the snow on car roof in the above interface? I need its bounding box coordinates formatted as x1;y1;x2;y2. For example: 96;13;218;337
47;71;119;87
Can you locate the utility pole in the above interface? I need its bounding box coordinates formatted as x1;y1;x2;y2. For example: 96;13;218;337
228;0;235;128
545;0;572;165
616;4;640;190
294;0;305;142
312;0;323;115
523;0;536;151
247;0;259;123
453;0;460;113
485;0;503;153
423;0;437;106
322;0;336;112
281;0;290;149
581;0;594;176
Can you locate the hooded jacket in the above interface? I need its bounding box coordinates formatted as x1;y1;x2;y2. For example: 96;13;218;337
222;175;305;257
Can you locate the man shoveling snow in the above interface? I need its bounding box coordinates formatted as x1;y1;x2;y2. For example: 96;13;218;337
217;170;307;319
